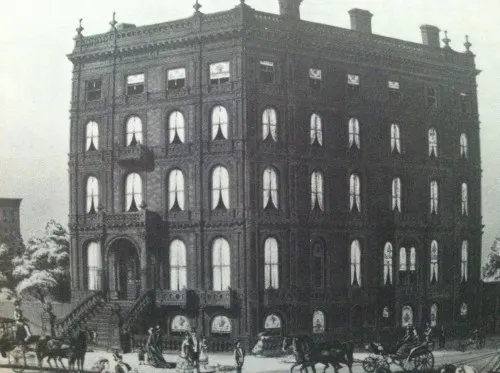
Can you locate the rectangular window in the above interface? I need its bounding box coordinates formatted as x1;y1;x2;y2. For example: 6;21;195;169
167;68;186;90
388;81;400;90
126;73;145;95
309;68;322;90
427;87;438;108
210;62;230;85
85;79;102;101
460;93;469;113
347;74;360;86
388;80;401;103
260;61;275;84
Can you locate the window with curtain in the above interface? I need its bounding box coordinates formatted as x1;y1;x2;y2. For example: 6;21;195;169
349;174;361;212
430;180;439;214
168;111;185;144
168;169;185;211
461;240;468;282
125;173;143;212
263;167;279;210
312;310;325;334
461;183;468;216
350;240;361;286
390;123;401;153
211;106;228;140
402;305;413;327
126;116;143;146
409;247;416;272
310;113;323;146
460;133;468;159
460;303;468;316
86;176;99;214
87;242;102;290
430;240;439;284
264;237;279;289
383;242;393;285
428;128;438;157
348;118;360;149
313;242;325;289
310;171;324;211
262;108;278;142
210;62;230;85
399;247;407;271
212;238;231;291
211;166;230;210
86;121;99;151
169;240;187;290
392;177;402;212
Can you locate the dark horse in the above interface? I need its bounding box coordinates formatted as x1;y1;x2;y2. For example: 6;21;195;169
283;335;354;373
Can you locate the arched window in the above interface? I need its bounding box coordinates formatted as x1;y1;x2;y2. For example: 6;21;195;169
430;304;438;327
399;247;407;271
212;238;230;291
87;242;102;290
86;121;99;151
86;176;99;214
349;174;361;212
461;183;468;216
168;169;185;211
126;116;143;146
460;303;468;317
313;242;325;289
428;128;438;157
310;113;323;146
264;314;282;330
409;247;416;272
312;310;325;334
168;111;185;144
461;240;468;282
430;180;439;214
310;171;324;211
348;118;360;149
211;106;228;140
392;177;402;212
350;240;361;286
169;240;187;290
211;315;232;334
262;107;278;142
171;315;190;332
460;133;468;158
430;240;438;284
402;305;413;327
263;168;279;210
264;238;279;289
390;123;400;153
125;173;143;212
383;242;393;285
211;166;230;210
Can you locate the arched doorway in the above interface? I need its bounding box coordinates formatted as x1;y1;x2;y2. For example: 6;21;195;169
108;239;140;300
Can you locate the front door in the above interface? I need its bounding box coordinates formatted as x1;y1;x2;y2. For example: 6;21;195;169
108;239;140;300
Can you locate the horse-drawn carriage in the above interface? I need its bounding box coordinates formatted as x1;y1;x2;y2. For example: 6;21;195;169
362;340;434;373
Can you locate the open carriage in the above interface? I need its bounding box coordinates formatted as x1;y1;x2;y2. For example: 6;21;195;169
362;340;434;373
0;316;39;372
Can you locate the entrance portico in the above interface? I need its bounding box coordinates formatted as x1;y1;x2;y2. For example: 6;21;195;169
107;238;141;300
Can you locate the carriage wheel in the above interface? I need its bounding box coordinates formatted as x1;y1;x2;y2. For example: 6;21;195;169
412;352;434;371
11;348;25;373
362;356;378;373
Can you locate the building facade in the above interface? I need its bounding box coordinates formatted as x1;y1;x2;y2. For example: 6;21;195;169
67;0;482;346
0;198;22;247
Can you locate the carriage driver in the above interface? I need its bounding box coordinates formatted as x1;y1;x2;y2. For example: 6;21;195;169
15;317;32;347
396;324;419;357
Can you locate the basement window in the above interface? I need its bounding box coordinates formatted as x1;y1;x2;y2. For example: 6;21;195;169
309;68;322;90
427;87;438;108
167;68;186;90
85;79;102;102
210;62;230;86
126;73;145;96
260;61;275;84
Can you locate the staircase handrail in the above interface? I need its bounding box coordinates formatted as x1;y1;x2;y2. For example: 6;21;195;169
56;290;105;337
120;290;154;334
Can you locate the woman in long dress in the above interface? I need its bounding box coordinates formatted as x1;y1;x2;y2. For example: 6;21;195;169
177;333;194;369
198;337;209;367
145;327;170;368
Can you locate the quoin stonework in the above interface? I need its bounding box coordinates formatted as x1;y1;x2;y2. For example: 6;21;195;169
67;0;482;350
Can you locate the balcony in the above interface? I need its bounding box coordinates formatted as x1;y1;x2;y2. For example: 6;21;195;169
199;290;233;309
117;144;154;169
70;210;159;231
156;289;189;308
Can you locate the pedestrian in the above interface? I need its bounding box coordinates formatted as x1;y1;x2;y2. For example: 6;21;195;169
234;339;245;373
439;324;446;349
137;343;145;365
199;337;209;368
189;327;201;373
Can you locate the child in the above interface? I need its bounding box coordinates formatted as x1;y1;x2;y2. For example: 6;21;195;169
137;344;145;365
234;339;245;373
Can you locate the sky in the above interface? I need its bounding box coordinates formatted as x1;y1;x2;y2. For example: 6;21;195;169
0;0;498;263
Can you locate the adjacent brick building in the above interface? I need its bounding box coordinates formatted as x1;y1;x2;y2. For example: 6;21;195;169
0;198;22;247
67;0;482;348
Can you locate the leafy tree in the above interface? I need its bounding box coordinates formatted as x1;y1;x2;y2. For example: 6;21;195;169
12;220;70;303
482;237;500;281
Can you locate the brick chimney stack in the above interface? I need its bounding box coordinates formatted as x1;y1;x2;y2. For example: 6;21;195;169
348;8;373;34
278;0;304;20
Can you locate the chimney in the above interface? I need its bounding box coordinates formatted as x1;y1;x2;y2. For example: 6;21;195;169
348;8;373;34
278;0;304;20
420;25;441;48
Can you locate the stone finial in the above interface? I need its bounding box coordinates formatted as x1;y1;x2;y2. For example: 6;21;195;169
193;0;202;12
110;12;118;30
75;18;84;38
442;30;451;49
464;35;473;53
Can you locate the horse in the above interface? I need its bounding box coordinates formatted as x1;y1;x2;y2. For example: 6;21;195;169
68;329;90;373
282;335;314;373
440;364;479;373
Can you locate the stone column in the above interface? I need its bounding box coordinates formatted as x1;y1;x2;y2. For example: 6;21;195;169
109;250;118;300
41;302;55;337
140;245;148;292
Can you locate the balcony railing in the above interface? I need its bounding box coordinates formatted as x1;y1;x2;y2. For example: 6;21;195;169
156;289;189;307
117;144;153;168
70;210;158;231
199;290;233;309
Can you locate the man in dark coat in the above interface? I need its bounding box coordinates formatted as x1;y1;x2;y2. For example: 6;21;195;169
188;327;200;373
234;339;245;373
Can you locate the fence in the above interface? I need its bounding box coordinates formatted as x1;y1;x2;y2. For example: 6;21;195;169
131;334;234;353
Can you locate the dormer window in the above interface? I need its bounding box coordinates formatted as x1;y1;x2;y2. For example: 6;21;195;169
210;62;230;86
126;74;145;96
167;68;186;90
85;79;102;102
260;61;275;84
309;68;322;90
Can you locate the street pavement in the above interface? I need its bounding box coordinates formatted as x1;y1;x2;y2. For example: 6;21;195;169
5;347;499;373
